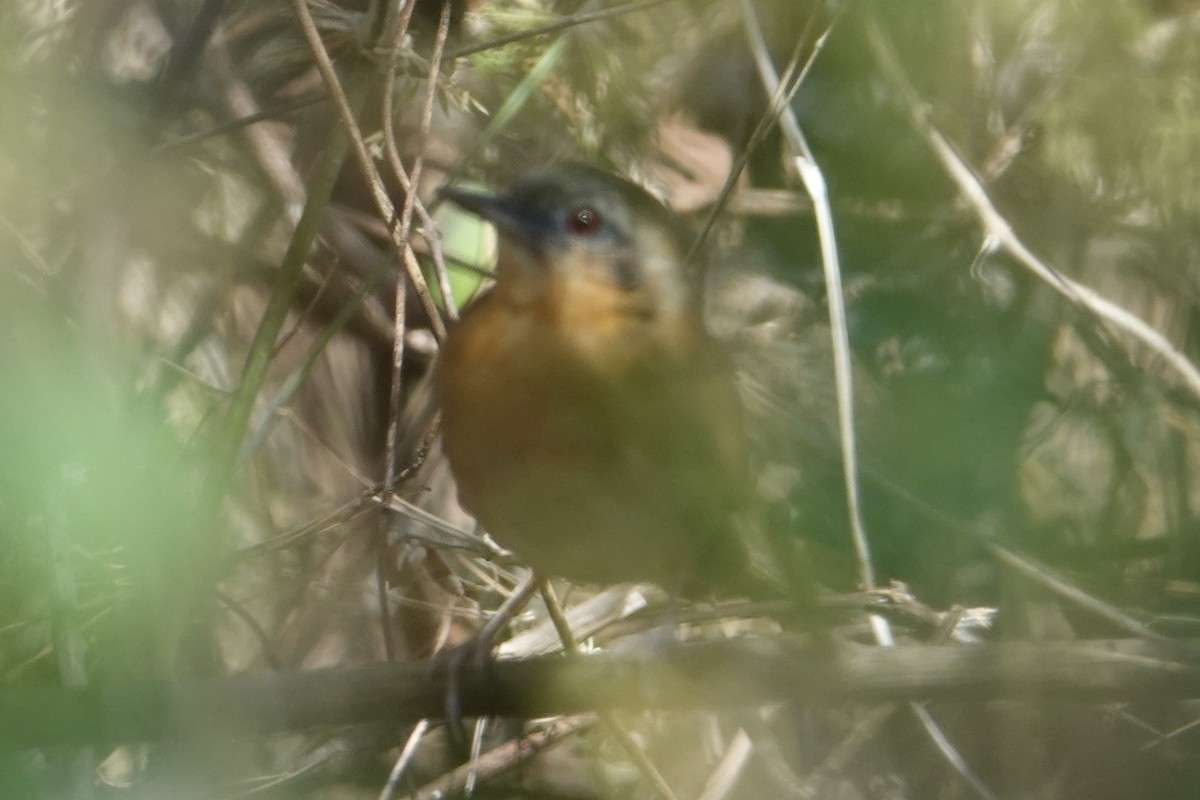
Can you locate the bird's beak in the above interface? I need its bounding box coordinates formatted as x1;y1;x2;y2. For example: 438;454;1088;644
439;186;545;245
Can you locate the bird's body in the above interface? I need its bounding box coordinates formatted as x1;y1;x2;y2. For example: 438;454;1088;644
436;164;750;593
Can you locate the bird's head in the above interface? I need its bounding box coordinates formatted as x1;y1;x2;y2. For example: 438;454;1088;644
440;164;703;349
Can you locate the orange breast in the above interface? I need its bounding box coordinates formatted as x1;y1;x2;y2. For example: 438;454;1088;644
435;290;750;591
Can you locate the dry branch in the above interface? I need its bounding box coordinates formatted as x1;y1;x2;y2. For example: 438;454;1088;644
3;637;1198;749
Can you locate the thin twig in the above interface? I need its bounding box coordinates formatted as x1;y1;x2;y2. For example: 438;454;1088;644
167;1;685;151
537;578;680;800
194;60;360;556
373;0;420;669
215;592;280;670
444;0;681;60
381;0;456;498
410;3;458;322
911;704;999;800
288;0;447;341
378;0;455;322
477;572;541;647
208;40;306;219
987;544;1163;639
379;0;418;237
858;461;1163;639
736;0;875;595
865;18;1200;403
45;506;94;797
409;717;596;800
686;20;827;266
159;93;321;149
738;6;995;797
696;727;754;800
239;248;405;466
380;493;511;558
442;35;569;192
0;211;54;287
379;719;430;800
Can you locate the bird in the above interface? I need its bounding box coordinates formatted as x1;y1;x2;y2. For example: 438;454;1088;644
435;163;755;597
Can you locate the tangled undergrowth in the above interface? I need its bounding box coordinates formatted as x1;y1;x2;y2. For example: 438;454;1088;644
2;1;1199;797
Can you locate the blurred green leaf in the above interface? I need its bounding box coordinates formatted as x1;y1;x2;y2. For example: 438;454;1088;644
430;190;496;309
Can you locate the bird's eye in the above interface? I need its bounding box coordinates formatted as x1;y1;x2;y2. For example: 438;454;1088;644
566;206;602;235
